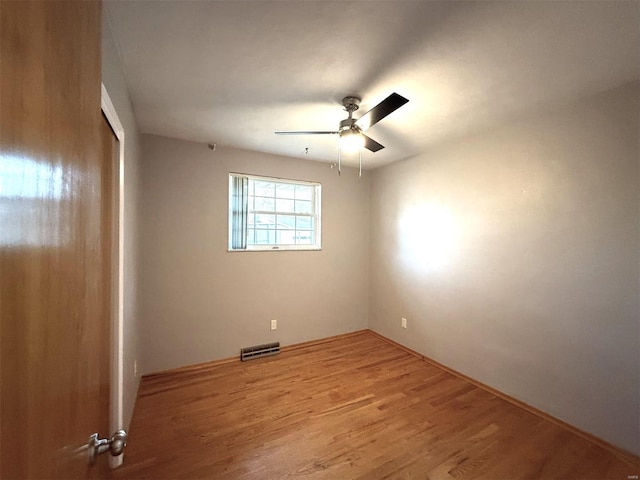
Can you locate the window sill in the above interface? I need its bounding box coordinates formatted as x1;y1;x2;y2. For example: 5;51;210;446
228;246;322;252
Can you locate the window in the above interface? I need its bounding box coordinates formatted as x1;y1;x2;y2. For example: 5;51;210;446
229;173;321;251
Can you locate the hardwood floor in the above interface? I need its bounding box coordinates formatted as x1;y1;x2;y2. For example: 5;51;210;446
115;331;637;479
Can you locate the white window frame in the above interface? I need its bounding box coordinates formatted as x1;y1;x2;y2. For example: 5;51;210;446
228;173;322;251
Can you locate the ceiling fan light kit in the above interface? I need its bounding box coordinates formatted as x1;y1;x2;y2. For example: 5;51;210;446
338;129;365;154
275;92;409;177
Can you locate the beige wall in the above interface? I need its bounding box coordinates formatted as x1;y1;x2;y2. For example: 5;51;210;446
139;136;369;374
102;6;142;430
369;83;640;454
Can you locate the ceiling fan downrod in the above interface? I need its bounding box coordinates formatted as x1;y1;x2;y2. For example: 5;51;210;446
339;96;361;135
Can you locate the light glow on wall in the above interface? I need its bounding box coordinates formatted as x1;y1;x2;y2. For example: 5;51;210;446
397;202;460;273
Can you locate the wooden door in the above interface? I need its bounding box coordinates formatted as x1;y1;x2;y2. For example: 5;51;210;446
0;1;112;478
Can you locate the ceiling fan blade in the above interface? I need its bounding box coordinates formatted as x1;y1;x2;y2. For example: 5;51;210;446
275;131;338;135
363;134;384;152
355;92;409;131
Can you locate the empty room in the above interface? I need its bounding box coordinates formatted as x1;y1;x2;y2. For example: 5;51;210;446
2;1;639;479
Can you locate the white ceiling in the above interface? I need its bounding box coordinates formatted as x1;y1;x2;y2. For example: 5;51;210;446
105;1;639;169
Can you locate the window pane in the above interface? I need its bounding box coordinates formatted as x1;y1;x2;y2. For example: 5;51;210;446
295;200;312;214
247;229;276;245
253;229;267;244
276;198;294;213
295;230;313;244
246;228;255;244
254;196;275;212
276;183;295;199
277;215;295;229
255;214;275;229
276;230;296;244
296;216;313;230
295;185;312;200
248;213;255;227
253;181;274;197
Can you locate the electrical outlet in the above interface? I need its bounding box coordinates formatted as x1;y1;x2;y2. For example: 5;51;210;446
271;319;277;330
401;317;407;329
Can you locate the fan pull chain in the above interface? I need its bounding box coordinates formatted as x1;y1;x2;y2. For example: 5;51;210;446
338;146;342;176
359;148;362;178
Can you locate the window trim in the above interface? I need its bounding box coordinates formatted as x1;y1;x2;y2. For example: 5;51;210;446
228;173;322;252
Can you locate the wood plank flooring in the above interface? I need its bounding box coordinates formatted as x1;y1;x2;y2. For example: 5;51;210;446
114;331;638;479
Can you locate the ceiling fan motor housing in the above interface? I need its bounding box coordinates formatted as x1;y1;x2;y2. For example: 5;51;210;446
339;117;358;134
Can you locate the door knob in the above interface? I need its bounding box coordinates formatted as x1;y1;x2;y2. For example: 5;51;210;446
88;429;127;464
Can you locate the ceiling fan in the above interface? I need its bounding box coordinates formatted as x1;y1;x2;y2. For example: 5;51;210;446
275;92;409;176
